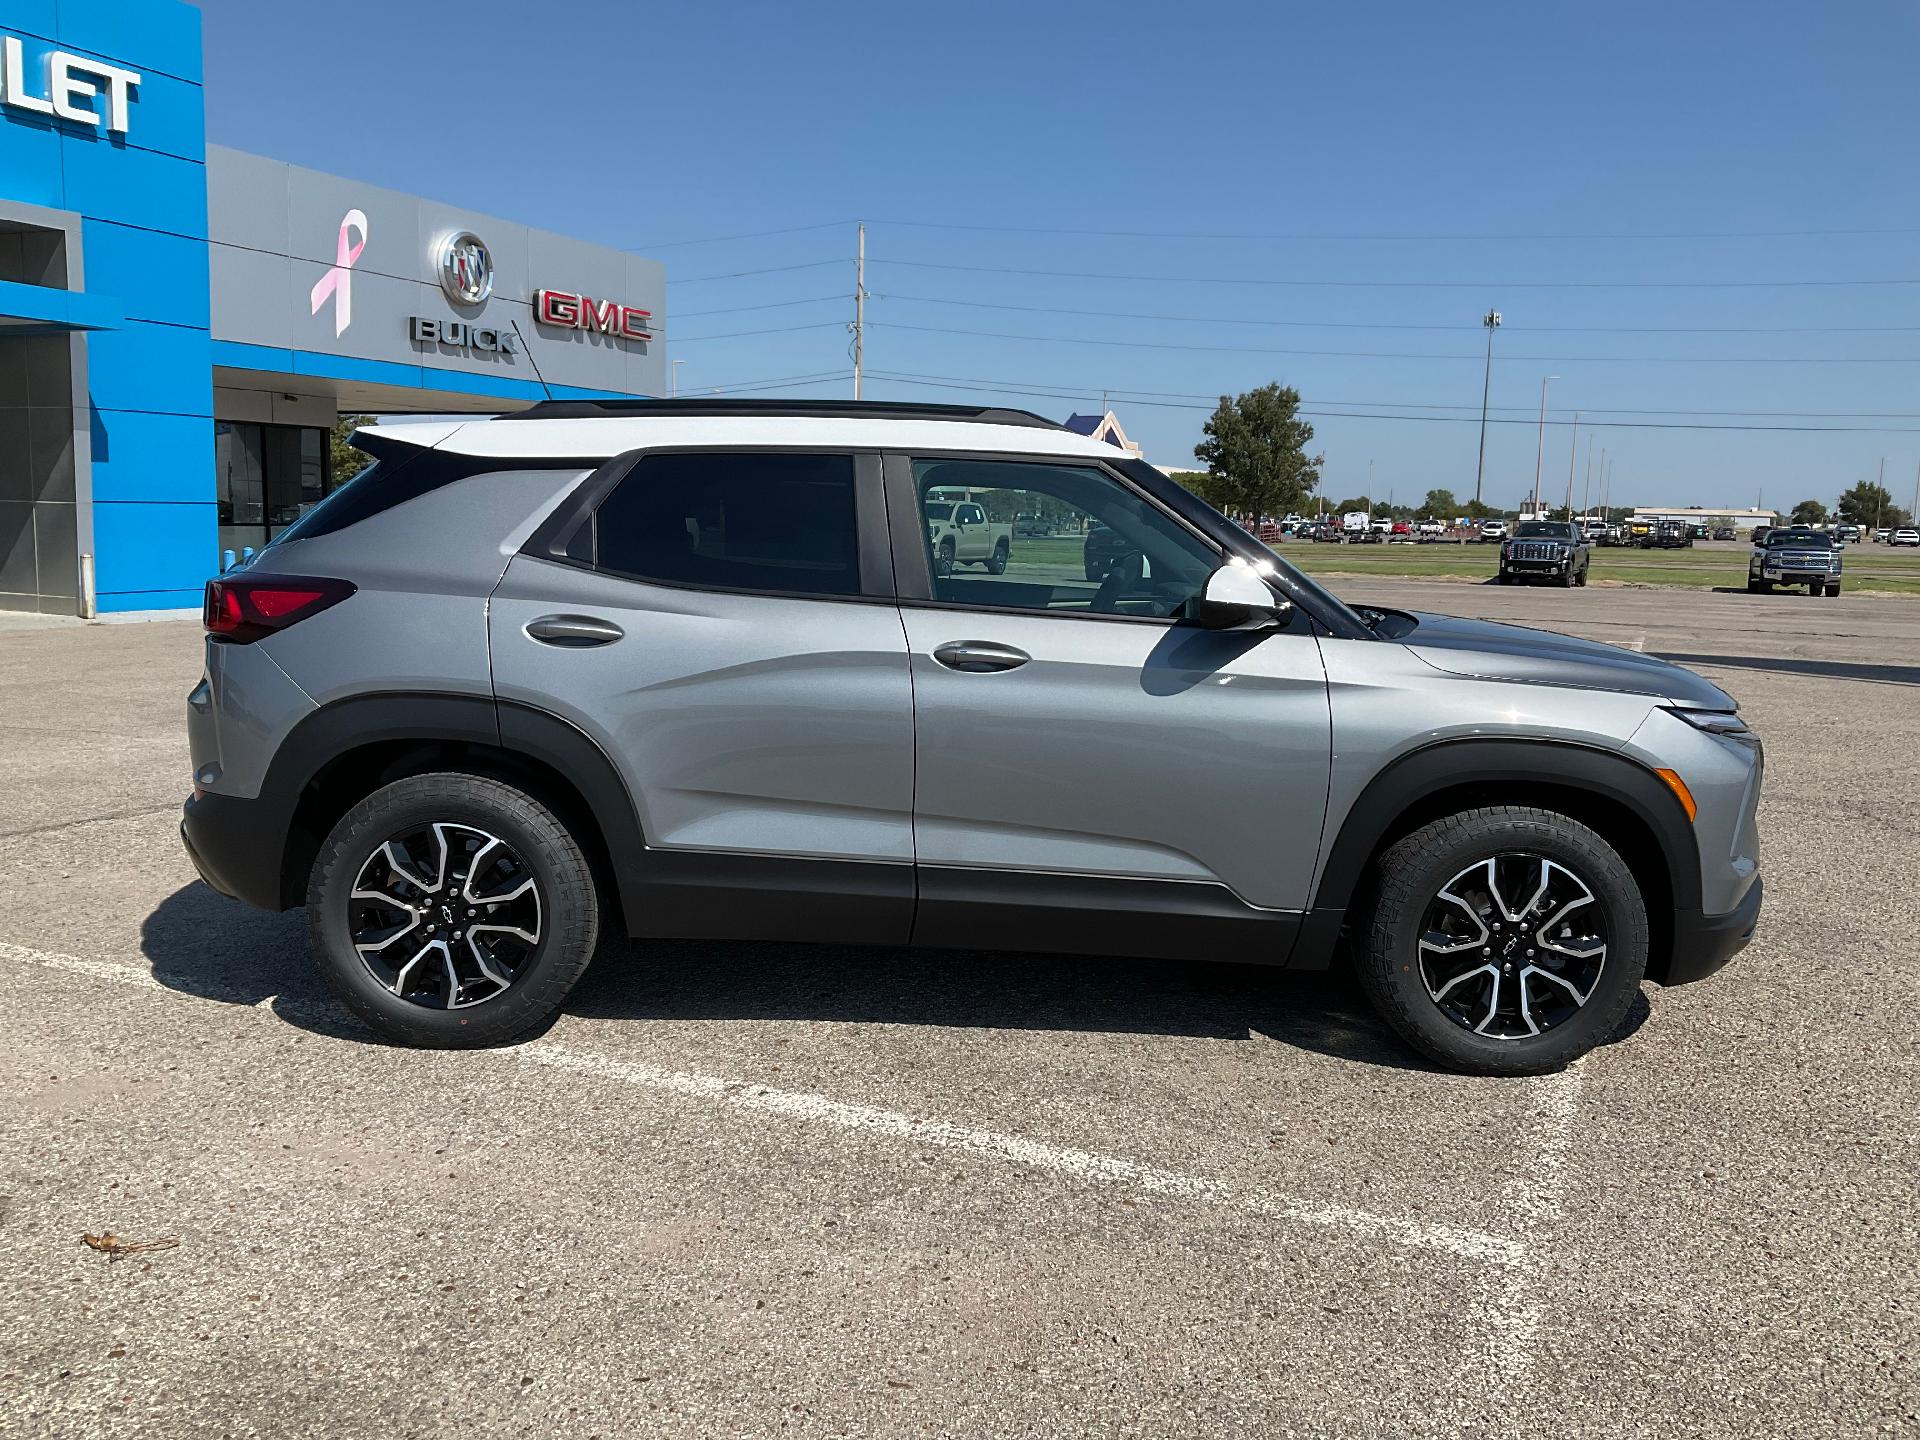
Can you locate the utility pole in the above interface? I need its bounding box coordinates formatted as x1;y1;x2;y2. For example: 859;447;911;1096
1912;458;1919;522
1474;310;1501;506
1581;431;1595;518
1565;411;1580;517
1531;374;1558;517
852;223;867;400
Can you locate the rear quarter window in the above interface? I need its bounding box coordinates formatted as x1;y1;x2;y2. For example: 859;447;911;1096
591;451;860;597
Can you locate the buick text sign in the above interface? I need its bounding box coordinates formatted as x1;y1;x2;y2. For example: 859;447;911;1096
0;35;140;135
409;316;518;356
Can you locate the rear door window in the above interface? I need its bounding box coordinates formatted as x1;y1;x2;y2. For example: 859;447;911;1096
593;452;861;597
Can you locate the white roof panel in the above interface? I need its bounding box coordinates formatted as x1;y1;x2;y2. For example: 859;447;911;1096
355;414;1128;462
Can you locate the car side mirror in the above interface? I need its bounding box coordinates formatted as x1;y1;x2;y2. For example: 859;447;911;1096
1187;560;1292;631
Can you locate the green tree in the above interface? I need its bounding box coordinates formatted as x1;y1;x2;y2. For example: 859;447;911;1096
330;414;374;484
1834;480;1912;530
1422;488;1459;519
1193;384;1323;519
1167;470;1230;512
1789;498;1829;526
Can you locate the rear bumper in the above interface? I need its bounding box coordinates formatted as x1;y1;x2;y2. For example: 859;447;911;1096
181;790;287;911
1659;874;1762;986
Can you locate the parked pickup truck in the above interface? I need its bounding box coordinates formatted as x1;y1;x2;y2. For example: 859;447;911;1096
1749;526;1841;596
925;494;1013;576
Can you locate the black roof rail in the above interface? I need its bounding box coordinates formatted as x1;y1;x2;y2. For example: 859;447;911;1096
496;397;1063;428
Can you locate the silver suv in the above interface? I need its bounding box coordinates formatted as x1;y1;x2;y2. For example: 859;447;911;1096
181;400;1763;1074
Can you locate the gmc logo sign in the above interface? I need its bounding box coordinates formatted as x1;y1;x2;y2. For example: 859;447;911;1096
534;288;653;342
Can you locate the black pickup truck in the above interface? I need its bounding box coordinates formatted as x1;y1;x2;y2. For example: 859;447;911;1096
1497;520;1592;587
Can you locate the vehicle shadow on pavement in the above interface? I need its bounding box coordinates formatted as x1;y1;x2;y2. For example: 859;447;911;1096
140;881;1648;1071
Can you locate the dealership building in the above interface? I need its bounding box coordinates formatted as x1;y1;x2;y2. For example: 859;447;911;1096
0;0;663;617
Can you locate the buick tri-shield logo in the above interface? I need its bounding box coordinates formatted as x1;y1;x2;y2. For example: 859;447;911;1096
437;231;493;306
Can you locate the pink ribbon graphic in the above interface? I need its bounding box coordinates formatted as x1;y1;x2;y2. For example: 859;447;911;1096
309;209;368;337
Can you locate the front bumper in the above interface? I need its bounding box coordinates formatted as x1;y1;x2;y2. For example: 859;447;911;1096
181;790;287;911
1659;875;1763;986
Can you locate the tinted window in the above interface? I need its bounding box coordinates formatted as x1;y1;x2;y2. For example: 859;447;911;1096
914;458;1219;618
1513;522;1575;539
1765;529;1832;548
595;452;860;596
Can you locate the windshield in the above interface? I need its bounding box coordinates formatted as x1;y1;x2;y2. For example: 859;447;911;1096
1513;522;1575;539
1765;530;1833;548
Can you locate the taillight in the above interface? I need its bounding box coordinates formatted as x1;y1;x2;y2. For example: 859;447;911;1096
203;575;355;643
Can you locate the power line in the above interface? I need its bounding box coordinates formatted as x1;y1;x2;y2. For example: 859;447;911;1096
874;290;1920;336
867;218;1920;243
669;259;847;285
671;294;844;319
865;366;1920;418
633;220;852;250
669;321;849;344
873;257;1920;290
868;320;1920;364
678;368;854;395
860;370;1920;434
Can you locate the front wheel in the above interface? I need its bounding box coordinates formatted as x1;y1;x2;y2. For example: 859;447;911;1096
306;772;602;1048
1826;582;1842;597
1357;807;1648;1075
934;539;956;579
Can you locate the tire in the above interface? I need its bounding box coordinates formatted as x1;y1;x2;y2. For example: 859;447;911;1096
1826;583;1842;597
935;539;956;579
987;540;1009;576
1747;578;1771;593
306;772;602;1048
1356;807;1648;1075
1575;563;1589;588
1559;566;1576;588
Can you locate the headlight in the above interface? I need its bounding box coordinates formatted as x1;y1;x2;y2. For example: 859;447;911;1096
1665;707;1751;738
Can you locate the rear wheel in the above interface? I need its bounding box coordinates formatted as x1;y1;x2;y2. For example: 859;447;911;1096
987;540;1010;575
307;773;601;1048
1357;807;1648;1075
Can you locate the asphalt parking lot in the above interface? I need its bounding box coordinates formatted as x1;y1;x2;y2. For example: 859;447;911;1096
1;584;1915;1439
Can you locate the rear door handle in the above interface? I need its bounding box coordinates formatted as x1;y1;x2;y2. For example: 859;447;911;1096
932;640;1030;674
525;614;624;648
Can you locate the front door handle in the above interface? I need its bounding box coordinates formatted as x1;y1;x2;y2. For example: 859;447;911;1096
932;640;1030;674
526;614;624;648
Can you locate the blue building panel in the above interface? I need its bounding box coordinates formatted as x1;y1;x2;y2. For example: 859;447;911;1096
0;114;64;209
88;408;213;502
91;499;214;610
62;136;207;236
83;315;213;420
81;218;209;328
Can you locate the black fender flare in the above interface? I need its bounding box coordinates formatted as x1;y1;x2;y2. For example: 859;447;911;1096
1291;737;1700;971
252;693;646;914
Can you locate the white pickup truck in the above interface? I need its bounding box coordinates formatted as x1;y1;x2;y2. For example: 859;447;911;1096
925;495;1013;576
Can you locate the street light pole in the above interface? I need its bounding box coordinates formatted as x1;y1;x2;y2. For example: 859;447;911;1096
1531;374;1559;517
1474;310;1501;506
1565;411;1580;518
1581;431;1595;518
670;359;686;397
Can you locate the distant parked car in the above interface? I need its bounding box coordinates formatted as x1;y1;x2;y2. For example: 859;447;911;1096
1711;527;1736;542
1478;520;1510;542
1874;528;1893;543
1892;528;1920;548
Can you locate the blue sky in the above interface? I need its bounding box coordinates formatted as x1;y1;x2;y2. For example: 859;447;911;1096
196;0;1920;513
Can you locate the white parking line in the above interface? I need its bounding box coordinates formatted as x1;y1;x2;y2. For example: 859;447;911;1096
2;935;1588;1377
